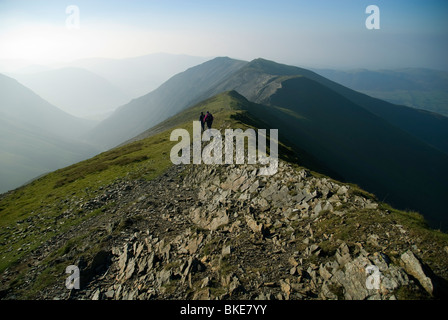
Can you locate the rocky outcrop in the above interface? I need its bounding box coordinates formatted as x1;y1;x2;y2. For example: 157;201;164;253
4;161;448;300
400;250;434;295
44;161;445;300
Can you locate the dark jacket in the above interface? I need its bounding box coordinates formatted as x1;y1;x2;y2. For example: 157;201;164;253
205;113;213;124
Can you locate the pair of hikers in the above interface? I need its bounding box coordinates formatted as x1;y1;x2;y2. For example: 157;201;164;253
199;111;214;130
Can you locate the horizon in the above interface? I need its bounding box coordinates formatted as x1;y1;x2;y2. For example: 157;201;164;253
0;0;447;71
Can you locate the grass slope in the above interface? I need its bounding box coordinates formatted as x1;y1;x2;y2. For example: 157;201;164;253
265;76;448;229
1;91;447;298
0;91;274;294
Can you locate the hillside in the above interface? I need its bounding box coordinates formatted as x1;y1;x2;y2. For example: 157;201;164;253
313;68;448;117
61;53;209;98
130;59;448;230
0;74;101;193
86;57;247;149
261;76;448;230
9;67;131;120
206;59;448;156
1;91;448;301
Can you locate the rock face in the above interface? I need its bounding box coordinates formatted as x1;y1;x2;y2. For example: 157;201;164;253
3;161;448;300
400;250;434;295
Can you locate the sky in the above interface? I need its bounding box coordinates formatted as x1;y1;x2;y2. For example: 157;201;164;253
0;0;447;70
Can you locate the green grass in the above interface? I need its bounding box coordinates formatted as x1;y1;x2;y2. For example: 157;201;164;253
0;90;273;295
1;90;447;298
311;198;448;277
0;128;175;274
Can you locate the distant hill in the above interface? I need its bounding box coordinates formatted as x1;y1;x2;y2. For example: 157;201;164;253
85;57;248;149
313;68;448;117
61;53;210;98
206;59;448;156
0;74;101;193
123;58;448;230
2;91;448;301
9;67;131;120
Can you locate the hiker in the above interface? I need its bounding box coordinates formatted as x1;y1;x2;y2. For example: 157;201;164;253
204;111;214;129
199;112;205;131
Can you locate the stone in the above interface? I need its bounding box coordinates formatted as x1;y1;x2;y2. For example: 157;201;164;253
260;183;279;200
222;245;232;257
248;180;260;193
306;244;320;256
137;256;148;275
400;250;434;295
288;257;299;267
279;279;291;299
272;186;290;203
135;242;145;259
118;245;128;273
367;234;380;247
321;282;338;300
319;264;332;281
323;201;334;212
229;276;242;295
337;186;349;195
124;257;136;280
186;234;204;254
157;268;172;286
231;174;247;192
332;255;371;300
201;277;210;288
105;289;115;299
209;210;229;231
193;288;211;300
257;198;270;211
293;191;306;203
91;288;101;300
245;214;264;234
313;202;323;215
336;243;351;266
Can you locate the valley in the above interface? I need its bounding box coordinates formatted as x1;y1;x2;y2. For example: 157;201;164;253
1;56;447;302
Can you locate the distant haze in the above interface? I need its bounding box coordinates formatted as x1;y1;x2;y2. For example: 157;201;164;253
6;53;209;119
0;0;447;71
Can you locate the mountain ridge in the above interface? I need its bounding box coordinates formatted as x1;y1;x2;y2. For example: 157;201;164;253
312;68;448;117
1;91;447;300
0;73;101;193
86;57;247;149
8;67;131;119
58;52;210;98
120;60;448;230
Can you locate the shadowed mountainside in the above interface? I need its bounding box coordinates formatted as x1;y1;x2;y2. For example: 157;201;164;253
313;68;448;117
1;91;447;301
130;58;448;230
0;74;101;193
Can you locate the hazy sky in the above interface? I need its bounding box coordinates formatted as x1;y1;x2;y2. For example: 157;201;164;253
0;0;447;69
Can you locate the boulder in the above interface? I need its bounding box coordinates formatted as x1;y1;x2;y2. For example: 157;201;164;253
400;250;434;295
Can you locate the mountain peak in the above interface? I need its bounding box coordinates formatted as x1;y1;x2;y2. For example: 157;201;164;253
1;84;448;300
246;58;305;76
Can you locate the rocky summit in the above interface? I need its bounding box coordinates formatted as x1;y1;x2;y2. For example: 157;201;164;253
6;160;446;300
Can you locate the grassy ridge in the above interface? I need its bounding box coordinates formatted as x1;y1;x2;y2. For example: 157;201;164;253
1;90;447;298
0;91;263;275
0;131;173;274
